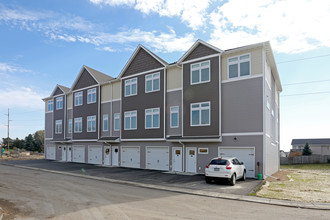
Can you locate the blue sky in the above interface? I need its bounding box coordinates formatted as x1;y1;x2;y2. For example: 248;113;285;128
0;0;329;151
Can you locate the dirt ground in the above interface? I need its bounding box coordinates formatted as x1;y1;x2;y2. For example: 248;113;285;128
0;151;44;161
0;199;21;220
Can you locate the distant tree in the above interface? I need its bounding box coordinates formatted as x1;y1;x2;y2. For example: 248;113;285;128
33;130;44;152
24;134;34;151
1;137;13;149
12;138;25;149
302;143;312;156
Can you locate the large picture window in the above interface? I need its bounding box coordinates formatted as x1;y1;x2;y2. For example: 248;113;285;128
124;111;137;130
87;115;96;132
228;54;250;79
125;78;137;97
191;61;210;85
190;102;210;126
74;92;83;106
145;108;160;129
87;88;96;104
145;72;160;93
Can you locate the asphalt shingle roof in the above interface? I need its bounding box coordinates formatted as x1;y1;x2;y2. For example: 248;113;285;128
291;139;330;145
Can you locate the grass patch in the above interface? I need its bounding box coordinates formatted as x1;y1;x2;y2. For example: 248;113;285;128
280;164;330;170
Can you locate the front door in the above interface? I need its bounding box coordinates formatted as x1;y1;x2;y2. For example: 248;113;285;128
61;145;66;161
104;146;111;166
112;146;119;166
172;147;182;172
186;147;196;173
67;146;72;162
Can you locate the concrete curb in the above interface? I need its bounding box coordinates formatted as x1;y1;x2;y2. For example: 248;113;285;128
1;162;329;210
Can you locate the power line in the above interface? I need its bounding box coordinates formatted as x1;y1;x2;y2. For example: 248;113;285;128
283;79;330;86
277;54;330;64
281;91;330;97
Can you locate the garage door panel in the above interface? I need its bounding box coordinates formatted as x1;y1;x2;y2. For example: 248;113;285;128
73;146;85;163
146;147;169;171
47;146;56;160
88;146;102;165
121;147;140;168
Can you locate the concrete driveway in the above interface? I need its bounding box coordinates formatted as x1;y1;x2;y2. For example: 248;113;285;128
1;159;261;196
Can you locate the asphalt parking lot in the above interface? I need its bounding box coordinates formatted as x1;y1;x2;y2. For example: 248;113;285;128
1;159;261;195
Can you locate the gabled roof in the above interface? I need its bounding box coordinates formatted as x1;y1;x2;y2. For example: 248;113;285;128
71;65;113;90
118;44;168;79
291;139;330;145
50;84;70;97
177;39;223;64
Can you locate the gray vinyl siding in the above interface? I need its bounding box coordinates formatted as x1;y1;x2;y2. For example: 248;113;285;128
53;87;64;96
72;87;99;140
66;109;73;138
122;48;164;78
112;100;121;137
222;77;263;133
53;95;65;140
45;112;53;138
166;90;182;136
182;56;220;137
121;69;165;139
73;69;98;91
101;102;111;137
183;44;219;62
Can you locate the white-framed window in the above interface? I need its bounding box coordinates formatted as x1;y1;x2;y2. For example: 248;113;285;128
74;117;82;133
190;102;210;126
170;106;179;128
198;148;209;154
55;120;62;134
124;111;137;130
145;108;160;129
87;88;96;104
228;54;250;79
74;92;83;106
68;119;72;134
114;113;120;131
191;60;210;85
125;78;137;97
87;115;96;132
56;96;63;110
145;72;160;93
103;114;108;132
47;100;53;112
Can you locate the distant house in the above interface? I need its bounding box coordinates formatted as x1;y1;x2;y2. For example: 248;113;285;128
291;139;330;156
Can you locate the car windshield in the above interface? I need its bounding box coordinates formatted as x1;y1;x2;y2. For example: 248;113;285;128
210;159;228;165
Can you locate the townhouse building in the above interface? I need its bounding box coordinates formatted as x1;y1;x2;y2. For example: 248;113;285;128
43;40;282;178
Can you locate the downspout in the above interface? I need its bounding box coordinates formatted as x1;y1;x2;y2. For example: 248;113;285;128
179;141;185;172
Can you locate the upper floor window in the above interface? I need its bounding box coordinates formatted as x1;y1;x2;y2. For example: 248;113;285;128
68;119;72;134
74;117;82;133
124;111;137;130
56;97;63;110
103;114;109;132
87;88;96;104
47;100;53;112
125;78;137;97
228;54;250;79
114;113;120;131
74;92;83;106
145;72;160;93
191;60;210;85
55;120;62;134
87;115;96;132
191;102;210;126
170;106;179;128
145;108;160;129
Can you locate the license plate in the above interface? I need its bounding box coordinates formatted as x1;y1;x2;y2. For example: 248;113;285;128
214;168;220;171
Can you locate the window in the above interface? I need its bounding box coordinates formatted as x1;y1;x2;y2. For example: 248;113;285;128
191;61;210;84
198;148;208;154
68;119;72;133
145;108;160;129
87;115;96;132
74;117;82;133
114;113;120;131
103;114;108;131
47;100;53;112
191;102;210;126
228;54;250;79
74;92;83;106
55;120;62;134
125;78;137;97
170;106;179;128
124;111;137;130
56;97;63;110
87;88;96;104
145;72;160;93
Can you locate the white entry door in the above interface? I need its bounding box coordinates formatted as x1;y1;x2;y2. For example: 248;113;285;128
88;146;103;165
172;147;182;172
47;145;56;160
61;145;66;161
104;146;111;166
112;146;119;166
67;146;72;162
121;147;140;168
146;147;169;171
186;147;197;173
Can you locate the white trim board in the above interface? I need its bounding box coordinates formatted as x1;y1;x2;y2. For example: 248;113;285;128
222;132;263;136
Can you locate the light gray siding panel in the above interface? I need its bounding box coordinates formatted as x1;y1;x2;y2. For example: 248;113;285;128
45;113;53;138
112;100;121;137
73;69;98;91
222;77;263;133
183;44;219;62
101;102;111;137
166;90;182;136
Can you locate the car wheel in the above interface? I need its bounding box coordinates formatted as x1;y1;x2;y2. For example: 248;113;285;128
242;171;246;181
230;174;236;186
205;176;212;184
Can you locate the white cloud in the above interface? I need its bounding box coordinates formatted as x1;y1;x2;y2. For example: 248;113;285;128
0;62;31;74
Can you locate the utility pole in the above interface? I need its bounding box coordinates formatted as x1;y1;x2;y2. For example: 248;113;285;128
5;108;10;151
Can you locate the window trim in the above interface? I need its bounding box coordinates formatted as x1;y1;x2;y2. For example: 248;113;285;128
190;60;211;85
145;107;160;129
68;119;72;134
124;77;138;97
114;113;120;131
87;88;96;104
87;115;96;132
74;117;82;133
103;114;109;132
227;53;251;79
55;120;62;134
124;110;137;130
47;100;54;112
145;72;160;93
74;91;83;106
170;106;179;128
190;101;211;127
56;96;63;110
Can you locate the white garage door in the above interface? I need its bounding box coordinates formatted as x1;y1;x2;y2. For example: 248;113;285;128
218;147;255;178
146;147;169;171
88;146;102;165
73;146;85;163
46;145;56;160
121;147;140;168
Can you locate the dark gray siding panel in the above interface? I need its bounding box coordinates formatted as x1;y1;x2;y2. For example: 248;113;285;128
183;44;219;62
183;56;220;136
112;100;121;137
45;112;53;138
53;95;65;140
121;70;164;139
122;48;164;77
73;69;98;91
54;87;64;96
222;77;263;133
166;90;182;136
101;102;111;137
66;109;73;138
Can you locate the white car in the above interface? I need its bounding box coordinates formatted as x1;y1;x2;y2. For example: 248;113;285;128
205;157;246;185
